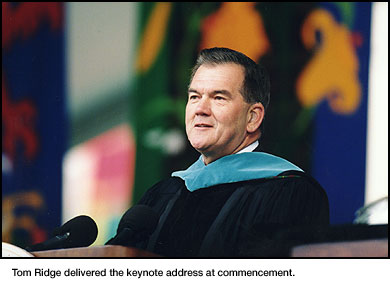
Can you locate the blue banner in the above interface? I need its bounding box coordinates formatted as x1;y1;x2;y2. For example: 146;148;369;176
2;2;66;248
307;3;372;224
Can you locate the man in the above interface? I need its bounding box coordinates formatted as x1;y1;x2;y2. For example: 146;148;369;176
135;47;329;257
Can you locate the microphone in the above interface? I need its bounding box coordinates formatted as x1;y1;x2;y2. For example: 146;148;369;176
25;215;98;252
105;205;159;246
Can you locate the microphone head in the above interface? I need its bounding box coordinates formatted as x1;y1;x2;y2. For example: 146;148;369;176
56;215;98;248
117;205;159;235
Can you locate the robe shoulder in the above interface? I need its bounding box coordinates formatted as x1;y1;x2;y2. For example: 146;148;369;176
137;177;184;215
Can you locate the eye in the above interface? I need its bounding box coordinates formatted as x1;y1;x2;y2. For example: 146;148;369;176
215;95;225;101
189;94;199;100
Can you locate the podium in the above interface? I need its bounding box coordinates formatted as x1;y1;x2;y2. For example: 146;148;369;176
31;241;387;257
291;238;388;257
31;245;160;258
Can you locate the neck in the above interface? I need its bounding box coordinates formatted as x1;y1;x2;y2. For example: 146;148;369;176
236;140;259;154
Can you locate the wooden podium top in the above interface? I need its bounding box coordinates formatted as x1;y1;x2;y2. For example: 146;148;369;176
32;245;160;258
26;239;389;257
291;239;388;257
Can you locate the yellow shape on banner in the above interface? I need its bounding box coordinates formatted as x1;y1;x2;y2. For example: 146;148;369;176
136;3;172;73
296;9;361;114
200;2;270;61
2;191;45;244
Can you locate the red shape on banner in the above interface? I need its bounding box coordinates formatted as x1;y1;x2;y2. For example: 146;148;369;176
2;74;39;161
2;2;62;50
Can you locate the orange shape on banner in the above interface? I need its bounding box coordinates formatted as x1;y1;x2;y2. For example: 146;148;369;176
200;2;270;61
296;9;361;114
2;190;46;245
135;2;172;73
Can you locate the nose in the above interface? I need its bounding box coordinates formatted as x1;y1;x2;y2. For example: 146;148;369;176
195;97;211;116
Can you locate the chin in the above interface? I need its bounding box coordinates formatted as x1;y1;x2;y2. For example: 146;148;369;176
192;144;207;152
189;140;209;153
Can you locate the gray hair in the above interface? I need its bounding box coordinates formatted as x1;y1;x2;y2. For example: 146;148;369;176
190;47;270;110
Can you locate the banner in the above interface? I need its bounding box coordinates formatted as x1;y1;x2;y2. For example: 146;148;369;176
2;2;66;248
298;3;372;224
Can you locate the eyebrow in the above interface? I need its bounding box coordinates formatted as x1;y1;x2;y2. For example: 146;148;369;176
188;88;232;98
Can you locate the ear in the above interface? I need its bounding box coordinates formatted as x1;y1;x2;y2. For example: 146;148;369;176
246;103;265;134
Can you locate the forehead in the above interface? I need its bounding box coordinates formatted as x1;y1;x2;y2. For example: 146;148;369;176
189;63;245;93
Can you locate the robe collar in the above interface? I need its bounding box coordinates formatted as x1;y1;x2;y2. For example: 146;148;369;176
172;152;303;192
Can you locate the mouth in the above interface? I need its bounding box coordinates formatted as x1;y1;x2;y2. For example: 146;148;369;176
194;123;213;128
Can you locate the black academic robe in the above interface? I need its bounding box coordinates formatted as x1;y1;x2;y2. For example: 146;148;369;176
136;170;329;257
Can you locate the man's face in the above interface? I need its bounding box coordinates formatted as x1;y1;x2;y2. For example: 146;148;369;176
186;63;252;164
